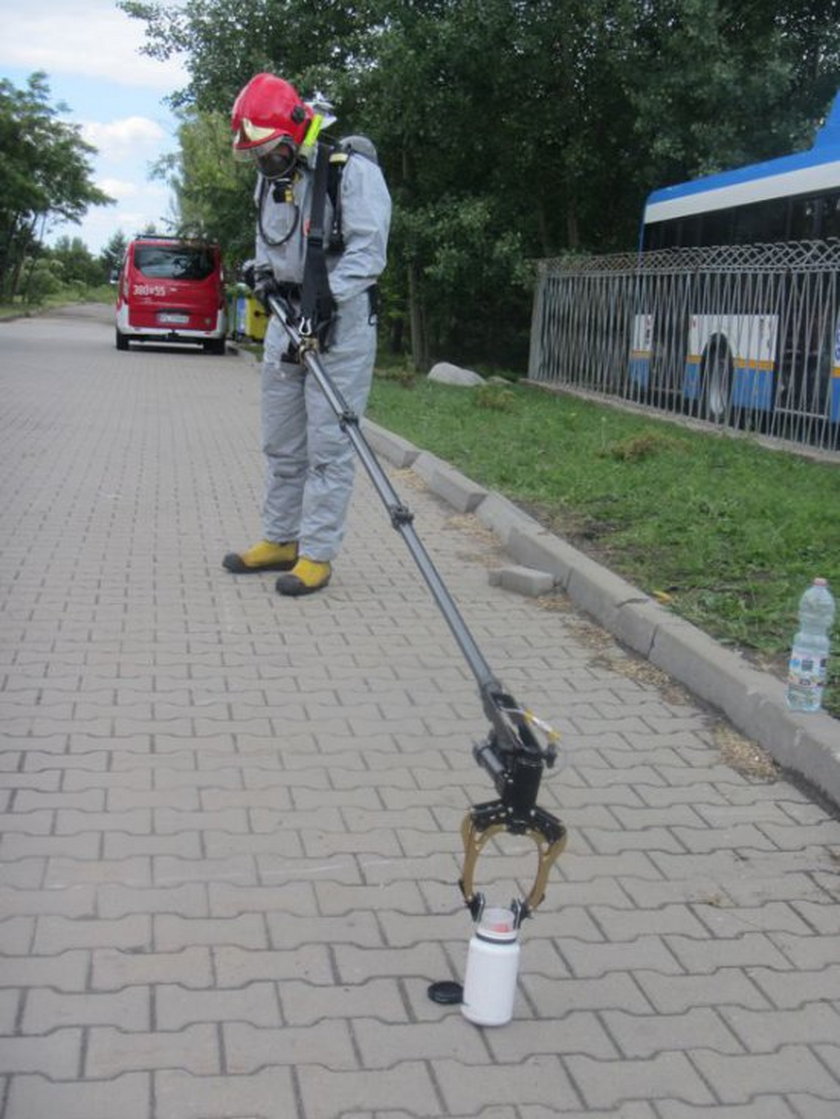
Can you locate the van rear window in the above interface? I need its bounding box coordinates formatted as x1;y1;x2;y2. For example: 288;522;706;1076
134;245;215;281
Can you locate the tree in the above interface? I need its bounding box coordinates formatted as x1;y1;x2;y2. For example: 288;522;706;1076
152;109;254;265
99;231;129;281
120;0;840;370
0;72;113;300
49;236;103;288
119;0;380;113
349;1;647;363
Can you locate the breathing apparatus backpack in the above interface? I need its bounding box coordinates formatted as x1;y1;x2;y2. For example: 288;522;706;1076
301;135;380;349
324;135;379;254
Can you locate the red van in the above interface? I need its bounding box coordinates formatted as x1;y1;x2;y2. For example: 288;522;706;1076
115;237;227;354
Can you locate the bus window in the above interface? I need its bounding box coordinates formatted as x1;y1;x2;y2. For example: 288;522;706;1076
788;197;817;240
728;198;788;244
698;208;733;247
821;193;840;238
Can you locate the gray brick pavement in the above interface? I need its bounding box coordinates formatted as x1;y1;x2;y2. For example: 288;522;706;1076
1;306;840;1117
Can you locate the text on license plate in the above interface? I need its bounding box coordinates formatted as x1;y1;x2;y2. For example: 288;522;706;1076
158;312;189;325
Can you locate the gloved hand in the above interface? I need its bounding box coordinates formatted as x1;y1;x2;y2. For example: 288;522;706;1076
253;272;279;311
241;260;277;310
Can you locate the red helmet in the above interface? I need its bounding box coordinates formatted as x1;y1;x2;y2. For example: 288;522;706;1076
231;73;313;162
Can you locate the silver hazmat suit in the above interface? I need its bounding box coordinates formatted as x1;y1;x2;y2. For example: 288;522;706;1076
254;146;391;561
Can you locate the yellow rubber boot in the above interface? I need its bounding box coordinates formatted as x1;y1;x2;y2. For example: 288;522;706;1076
222;540;298;573
275;557;332;596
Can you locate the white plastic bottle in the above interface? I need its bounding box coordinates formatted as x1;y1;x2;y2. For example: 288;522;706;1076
786;577;835;713
460;907;520;1027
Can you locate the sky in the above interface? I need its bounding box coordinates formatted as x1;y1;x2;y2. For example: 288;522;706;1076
0;0;190;254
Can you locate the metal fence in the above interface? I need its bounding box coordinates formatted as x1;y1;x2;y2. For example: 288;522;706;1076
528;241;840;452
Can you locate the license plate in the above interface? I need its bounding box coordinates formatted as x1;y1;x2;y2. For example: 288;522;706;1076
158;312;189;325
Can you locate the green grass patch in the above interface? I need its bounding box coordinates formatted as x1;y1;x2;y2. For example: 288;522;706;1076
0;284;115;319
367;374;840;718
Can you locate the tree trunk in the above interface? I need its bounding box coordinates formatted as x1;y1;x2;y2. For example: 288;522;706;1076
536;198;550;258
10;235;29;301
566;196;580;251
401;141;429;371
21;215;46;302
0;217;21;300
407;261;428;371
389;315;404;355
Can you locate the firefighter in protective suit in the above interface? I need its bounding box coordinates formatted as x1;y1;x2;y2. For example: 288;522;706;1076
223;73;392;595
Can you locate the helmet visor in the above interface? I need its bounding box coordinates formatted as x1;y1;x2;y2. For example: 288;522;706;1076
256;142;297;180
232;125;298;179
232;118;288;162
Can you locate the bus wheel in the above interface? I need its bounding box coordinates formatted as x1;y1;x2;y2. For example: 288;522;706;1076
703;337;731;423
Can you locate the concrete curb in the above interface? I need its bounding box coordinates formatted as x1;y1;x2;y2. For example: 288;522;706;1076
362;418;840;806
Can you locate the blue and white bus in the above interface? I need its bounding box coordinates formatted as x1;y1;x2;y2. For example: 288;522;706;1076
631;93;840;433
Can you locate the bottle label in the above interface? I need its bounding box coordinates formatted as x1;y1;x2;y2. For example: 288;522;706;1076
788;649;827;687
787;645;828;710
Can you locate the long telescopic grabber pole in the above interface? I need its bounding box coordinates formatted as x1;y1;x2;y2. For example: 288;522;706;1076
267;292;567;921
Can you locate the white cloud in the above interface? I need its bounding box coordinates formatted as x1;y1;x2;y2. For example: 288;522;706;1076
97;178;139;200
81;116;167;158
101;181;170;211
53;187;177;254
0;1;187;89
113;209;167;230
0;0;187;252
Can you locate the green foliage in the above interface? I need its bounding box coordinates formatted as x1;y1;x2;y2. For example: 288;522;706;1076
121;0;840;370
367;376;840;715
118;0;380;112
154;109;255;270
99;231;129;279
0;72;114;301
49;236;104;287
23;258;65;303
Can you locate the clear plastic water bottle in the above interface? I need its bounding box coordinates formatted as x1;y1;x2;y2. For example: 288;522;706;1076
786;577;835;713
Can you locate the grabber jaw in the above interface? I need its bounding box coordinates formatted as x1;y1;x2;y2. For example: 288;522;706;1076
459;718;568;926
459;800;568;926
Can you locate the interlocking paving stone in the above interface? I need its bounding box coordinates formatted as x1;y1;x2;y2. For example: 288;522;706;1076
296;1063;442;1116
2;308;840;1117
4;1071;151;1119
155;981;282;1029
0;1030;83;1079
21;985;150;1032
223;1019;358;1073
155;1067;298;1119
85;1021;221;1077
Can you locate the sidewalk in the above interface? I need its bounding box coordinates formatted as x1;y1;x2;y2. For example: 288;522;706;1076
1;307;840;1118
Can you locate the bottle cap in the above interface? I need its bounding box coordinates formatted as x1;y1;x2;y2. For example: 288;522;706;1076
476;906;518;941
427;980;463;1005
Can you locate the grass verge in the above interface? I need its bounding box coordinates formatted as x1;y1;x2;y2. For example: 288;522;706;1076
0;285;114;320
367;372;840;719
